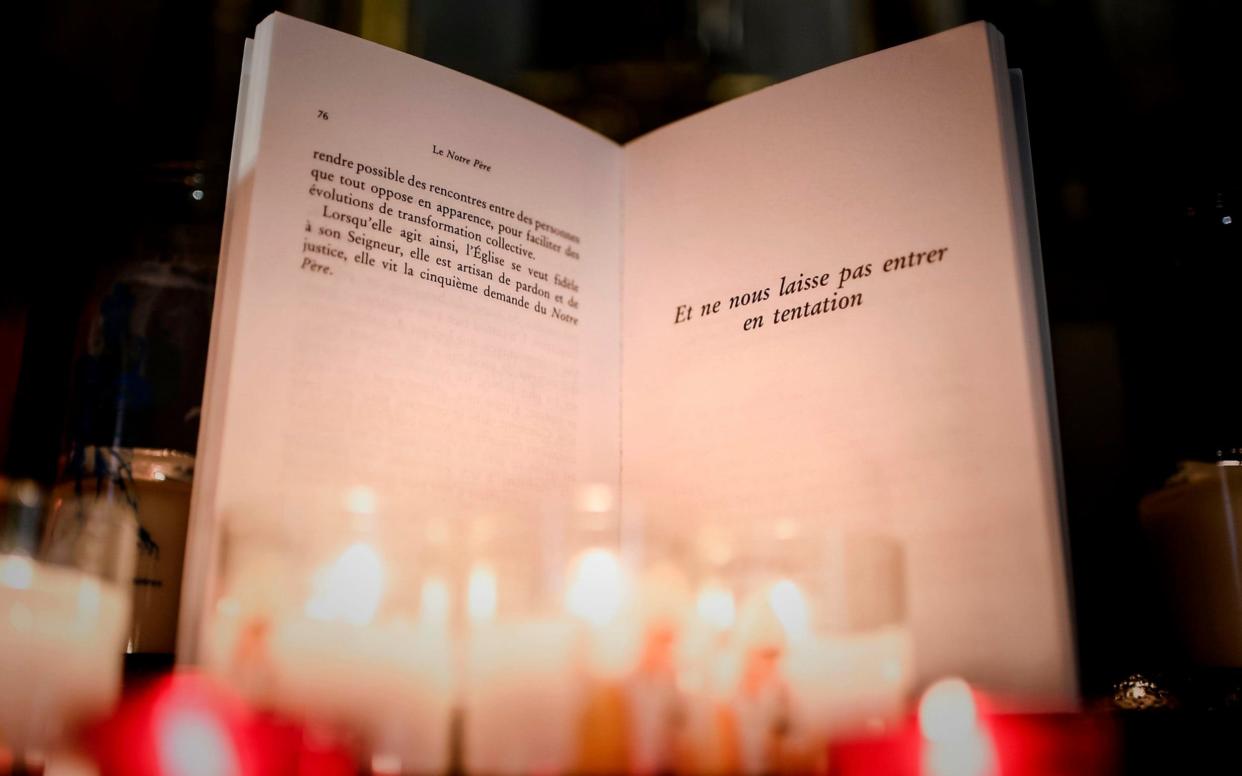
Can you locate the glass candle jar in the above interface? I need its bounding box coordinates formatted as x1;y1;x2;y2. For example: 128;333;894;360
1;478;136;765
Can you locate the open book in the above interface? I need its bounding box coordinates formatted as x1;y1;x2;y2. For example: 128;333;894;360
181;12;1076;701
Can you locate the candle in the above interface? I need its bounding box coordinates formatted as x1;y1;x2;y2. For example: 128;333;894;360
208;536;455;773
730;585;795;775
918;678;996;776
567;547;638;682
567;547;642;775
621;562;691;776
458;555;579;775
719;576;915;774
785;624;913;738
0;554;131;755
463;618;579;775
204;487;460;771
826;679;1119;776
266;617;454;772
676;581;742;775
81;672;362;776
463;544;647;776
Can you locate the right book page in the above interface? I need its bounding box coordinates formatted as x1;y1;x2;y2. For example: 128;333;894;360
621;22;1075;700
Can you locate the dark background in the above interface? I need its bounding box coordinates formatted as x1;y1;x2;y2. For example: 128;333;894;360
4;0;1239;700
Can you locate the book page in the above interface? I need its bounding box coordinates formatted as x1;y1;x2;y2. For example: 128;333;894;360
181;14;621;657
179;37;256;659
621;23;1075;699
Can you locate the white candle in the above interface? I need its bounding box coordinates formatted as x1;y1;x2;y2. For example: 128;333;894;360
0;554;130;754
919;677;997;776
464;619;579;775
463;545;648;775
458;557;581;775
728;578;914;771
209;540;455;773
672;582;742;775
286;543;453;773
621;563;692;776
726;583;799;775
784;624;913;737
268;616;454;771
567;548;639;680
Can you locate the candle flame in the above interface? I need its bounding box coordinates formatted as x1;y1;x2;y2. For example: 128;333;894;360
157;706;241;776
918;677;979;742
767;578;811;643
575;483;615;513
774;518;799;540
695;583;736;632
919;678;996;776
420;576;451;627
697;528;733;566
345;485;377;515
467;564;498;624
566;548;625;627
304;541;385;626
0;555;34;590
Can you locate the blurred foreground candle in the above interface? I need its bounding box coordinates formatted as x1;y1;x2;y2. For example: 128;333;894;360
459;501;612;776
265;542;454;772
0;555;132;751
918;678;996;776
783;624;912;745
1;482;135;762
465;616;579;774
704;530;912;774
83;672;359;776
731;585;794;774
787;534;912;736
827;679;1118;776
676;580;742;775
463;558;579;775
566;547;641;775
206;490;454;772
622;562;690;776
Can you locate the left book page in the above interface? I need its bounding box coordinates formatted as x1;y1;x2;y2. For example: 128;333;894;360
179;14;623;658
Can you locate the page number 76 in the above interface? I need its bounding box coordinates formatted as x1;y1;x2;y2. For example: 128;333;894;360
316;109;329;120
